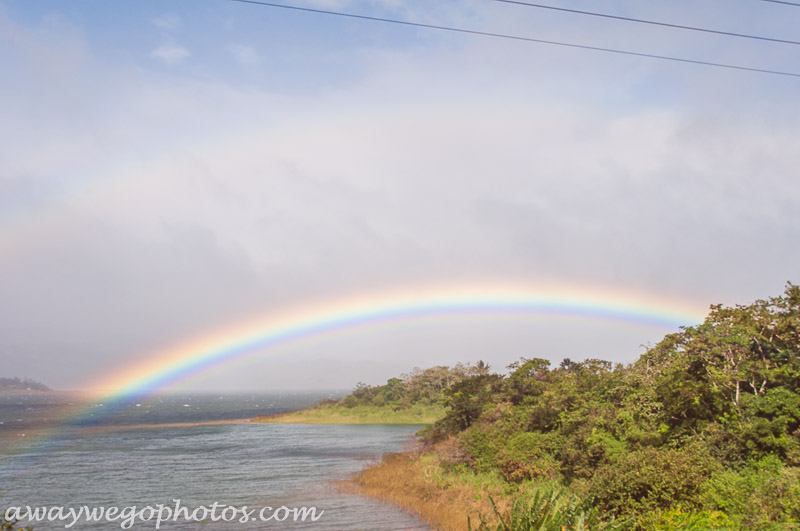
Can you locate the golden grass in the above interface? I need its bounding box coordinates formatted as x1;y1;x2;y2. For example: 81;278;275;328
254;403;445;425
347;443;510;530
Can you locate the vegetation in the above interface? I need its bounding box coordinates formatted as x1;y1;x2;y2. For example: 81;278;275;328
353;448;511;530
0;377;50;392
256;363;487;424
354;283;800;529
470;488;632;531
1;510;32;531
255;402;447;424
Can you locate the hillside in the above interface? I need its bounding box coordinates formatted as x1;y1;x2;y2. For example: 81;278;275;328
352;284;800;530
0;377;51;392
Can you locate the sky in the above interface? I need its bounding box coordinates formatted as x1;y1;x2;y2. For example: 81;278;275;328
1;0;799;391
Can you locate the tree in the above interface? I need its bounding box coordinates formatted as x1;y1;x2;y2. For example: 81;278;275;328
440;373;503;431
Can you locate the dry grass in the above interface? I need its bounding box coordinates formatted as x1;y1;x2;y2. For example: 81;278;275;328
347;443;510;530
254;404;445;424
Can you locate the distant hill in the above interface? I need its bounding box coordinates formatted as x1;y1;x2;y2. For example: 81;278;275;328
0;377;51;392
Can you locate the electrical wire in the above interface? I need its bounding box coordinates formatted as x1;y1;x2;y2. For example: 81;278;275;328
761;0;800;6
492;0;800;46
229;0;800;78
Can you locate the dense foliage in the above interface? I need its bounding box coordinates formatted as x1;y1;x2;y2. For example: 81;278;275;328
0;377;50;392
425;284;800;529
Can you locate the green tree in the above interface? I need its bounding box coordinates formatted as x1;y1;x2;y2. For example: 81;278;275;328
439;373;502;431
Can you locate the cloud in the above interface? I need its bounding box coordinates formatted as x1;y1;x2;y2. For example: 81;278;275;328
2;0;800;390
151;42;190;65
152;14;181;31
226;43;261;65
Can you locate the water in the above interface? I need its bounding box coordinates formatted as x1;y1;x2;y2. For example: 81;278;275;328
0;392;428;529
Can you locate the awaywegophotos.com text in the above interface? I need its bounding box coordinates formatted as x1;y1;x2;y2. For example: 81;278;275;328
4;500;324;528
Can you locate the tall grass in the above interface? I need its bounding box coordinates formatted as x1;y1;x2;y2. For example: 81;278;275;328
352;450;633;531
351;451;509;530
468;487;632;531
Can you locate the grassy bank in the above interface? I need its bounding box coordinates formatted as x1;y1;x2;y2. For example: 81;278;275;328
350;445;509;530
350;443;625;531
254;402;446;424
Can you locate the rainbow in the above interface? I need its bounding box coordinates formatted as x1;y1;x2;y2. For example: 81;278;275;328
0;281;708;465
91;282;707;397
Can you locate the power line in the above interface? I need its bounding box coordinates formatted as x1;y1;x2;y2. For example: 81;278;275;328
229;0;800;78
760;0;800;6
492;0;800;46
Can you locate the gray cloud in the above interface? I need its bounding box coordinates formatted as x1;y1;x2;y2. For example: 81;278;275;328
1;1;799;390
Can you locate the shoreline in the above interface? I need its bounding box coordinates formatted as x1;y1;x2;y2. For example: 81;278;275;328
259;405;461;526
261;406;462;525
345;448;503;531
254;404;444;425
252;407;314;423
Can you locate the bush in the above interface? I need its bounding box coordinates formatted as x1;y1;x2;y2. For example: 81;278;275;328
468;486;631;531
587;445;719;517
496;432;560;482
636;507;735;530
460;426;503;473
700;455;800;528
558;425;626;480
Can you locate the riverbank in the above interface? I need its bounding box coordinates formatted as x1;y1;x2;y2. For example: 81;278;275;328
346;442;508;531
254;402;445;424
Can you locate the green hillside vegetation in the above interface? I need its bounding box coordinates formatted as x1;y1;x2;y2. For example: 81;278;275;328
355;284;800;530
0;377;50;392
256;363;489;424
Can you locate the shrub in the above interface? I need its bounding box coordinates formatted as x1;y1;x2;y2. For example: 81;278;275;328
636;507;735;530
587;445;719;517
468;486;631;531
496;432;560;482
460;426;503;473
700;455;800;527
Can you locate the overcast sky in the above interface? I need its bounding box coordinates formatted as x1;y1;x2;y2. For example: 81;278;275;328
1;0;799;391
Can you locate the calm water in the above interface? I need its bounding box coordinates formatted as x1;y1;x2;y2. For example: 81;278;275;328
0;392;428;530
